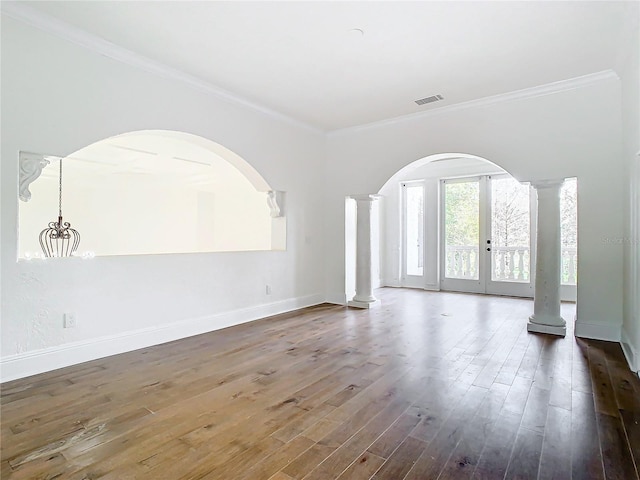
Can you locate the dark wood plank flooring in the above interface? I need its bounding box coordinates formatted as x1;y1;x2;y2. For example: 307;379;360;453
2;288;639;479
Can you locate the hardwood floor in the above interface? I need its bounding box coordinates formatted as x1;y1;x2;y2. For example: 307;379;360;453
2;288;639;480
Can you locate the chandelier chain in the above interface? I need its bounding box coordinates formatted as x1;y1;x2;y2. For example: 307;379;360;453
59;159;63;217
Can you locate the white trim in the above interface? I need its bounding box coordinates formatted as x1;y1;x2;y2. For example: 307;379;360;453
0;294;324;383
329;70;619;136
400;181;426;288
621;328;639;373
0;2;322;136
325;292;348;306
0;3;620;137
574;319;621;342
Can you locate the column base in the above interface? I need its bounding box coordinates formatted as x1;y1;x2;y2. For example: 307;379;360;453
527;320;566;337
348;299;380;309
529;313;566;327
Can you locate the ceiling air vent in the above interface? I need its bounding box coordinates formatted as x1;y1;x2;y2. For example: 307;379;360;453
415;94;444;106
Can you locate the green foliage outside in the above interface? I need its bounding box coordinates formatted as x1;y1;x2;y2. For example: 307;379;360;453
443;177;577;284
444;182;479;247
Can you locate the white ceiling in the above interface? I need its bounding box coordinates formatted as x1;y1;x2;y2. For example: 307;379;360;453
41;132;247;190
20;1;634;131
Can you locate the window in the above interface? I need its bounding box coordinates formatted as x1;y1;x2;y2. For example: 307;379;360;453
560;177;578;285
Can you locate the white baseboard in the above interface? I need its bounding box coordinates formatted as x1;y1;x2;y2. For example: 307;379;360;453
0;293;324;383
574;318;621;342
621;328;639;373
325;292;347;305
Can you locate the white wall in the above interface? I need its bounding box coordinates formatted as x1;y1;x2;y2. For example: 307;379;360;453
0;17;326;380
619;3;640;373
326;75;625;341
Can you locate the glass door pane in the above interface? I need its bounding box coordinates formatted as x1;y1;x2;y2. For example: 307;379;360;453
405;184;424;276
559;177;578;301
561;178;577;285
444;180;480;280
490;177;531;283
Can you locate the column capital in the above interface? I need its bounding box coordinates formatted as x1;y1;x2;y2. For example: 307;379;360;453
530;179;565;190
349;194;383;202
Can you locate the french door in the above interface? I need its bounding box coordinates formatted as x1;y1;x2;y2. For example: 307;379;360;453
401;181;425;288
440;175;535;297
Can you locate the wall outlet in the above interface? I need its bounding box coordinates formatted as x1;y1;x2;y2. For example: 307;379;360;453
265;285;272;295
64;313;77;328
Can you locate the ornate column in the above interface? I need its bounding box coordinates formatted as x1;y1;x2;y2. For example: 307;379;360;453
528;180;566;336
348;194;381;308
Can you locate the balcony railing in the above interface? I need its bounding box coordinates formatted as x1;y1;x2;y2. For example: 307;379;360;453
445;245;577;284
445;246;480;280
492;246;531;282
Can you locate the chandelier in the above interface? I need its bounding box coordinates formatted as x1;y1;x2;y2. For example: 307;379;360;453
39;159;80;257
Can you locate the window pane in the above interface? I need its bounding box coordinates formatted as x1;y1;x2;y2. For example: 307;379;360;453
405;185;424;276
490;177;531;282
561;178;578;285
444;181;479;280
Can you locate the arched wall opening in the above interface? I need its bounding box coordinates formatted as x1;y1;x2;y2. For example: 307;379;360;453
377;152;510;193
344;152;577;303
18;130;286;258
345;153;507;301
376;153;510;294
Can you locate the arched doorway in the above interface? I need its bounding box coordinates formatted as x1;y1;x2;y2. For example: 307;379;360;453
377;153;576;300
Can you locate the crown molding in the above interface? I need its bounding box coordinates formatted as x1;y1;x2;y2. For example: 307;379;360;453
329;69;620;137
1;2;324;136
2;2;621;138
